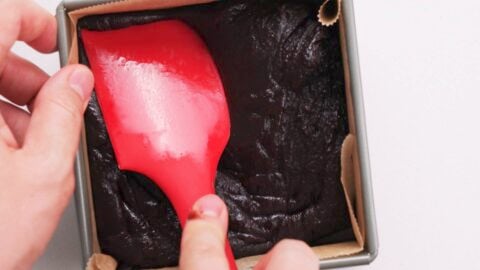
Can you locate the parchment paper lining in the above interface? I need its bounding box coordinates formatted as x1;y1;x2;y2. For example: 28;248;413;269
318;0;342;26
86;254;118;270
65;1;364;269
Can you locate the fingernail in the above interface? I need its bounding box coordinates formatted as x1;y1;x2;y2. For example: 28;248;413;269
69;66;94;100
189;195;224;219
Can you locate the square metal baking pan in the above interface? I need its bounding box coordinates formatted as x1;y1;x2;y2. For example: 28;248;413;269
56;0;378;268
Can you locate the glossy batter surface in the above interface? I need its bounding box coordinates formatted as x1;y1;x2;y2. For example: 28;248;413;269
78;0;353;268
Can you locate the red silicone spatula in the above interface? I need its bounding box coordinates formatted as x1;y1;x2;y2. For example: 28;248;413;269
82;20;236;269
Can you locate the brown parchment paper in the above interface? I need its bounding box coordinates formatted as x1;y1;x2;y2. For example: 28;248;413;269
86;254;118;270
318;0;342;26
64;1;364;269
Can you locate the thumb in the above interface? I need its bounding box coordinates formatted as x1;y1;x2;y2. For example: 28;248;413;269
179;195;230;270
254;240;319;270
24;64;93;161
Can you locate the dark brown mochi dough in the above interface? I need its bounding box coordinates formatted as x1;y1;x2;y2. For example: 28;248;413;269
78;0;353;268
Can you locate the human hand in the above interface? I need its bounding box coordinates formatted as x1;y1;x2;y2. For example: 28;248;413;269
180;195;319;270
0;0;94;269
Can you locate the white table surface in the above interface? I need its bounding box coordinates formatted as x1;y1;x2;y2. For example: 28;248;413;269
20;0;480;269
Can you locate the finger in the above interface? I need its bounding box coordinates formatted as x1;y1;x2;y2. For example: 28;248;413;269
23;65;93;162
254;240;319;270
0;52;49;106
180;195;230;270
0;113;18;149
0;0;57;72
0;100;30;145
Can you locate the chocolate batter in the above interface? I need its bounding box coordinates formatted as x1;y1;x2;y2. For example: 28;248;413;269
78;0;353;268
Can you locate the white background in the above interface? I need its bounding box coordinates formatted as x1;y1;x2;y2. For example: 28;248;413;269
13;0;479;269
